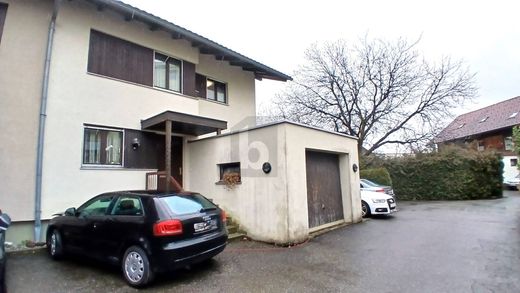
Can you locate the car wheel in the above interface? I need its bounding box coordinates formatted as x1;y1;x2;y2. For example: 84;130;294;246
361;201;371;218
47;229;64;260
122;245;154;287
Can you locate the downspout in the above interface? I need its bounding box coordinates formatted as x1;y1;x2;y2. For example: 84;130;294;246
34;0;61;242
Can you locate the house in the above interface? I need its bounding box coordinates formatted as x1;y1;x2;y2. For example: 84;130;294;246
436;96;520;180
0;0;361;245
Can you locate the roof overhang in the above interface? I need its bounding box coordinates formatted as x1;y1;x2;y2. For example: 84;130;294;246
85;0;292;82
141;111;227;136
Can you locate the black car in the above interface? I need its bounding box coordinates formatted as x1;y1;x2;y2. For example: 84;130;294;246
46;190;228;287
0;211;11;293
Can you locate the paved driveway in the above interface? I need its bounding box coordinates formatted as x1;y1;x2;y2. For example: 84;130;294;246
6;191;520;292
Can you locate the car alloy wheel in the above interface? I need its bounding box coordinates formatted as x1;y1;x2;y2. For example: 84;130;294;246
50;233;57;256
47;229;64;260
125;251;145;283
361;201;370;218
122;245;153;287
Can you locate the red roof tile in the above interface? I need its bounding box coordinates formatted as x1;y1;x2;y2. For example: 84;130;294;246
436;96;520;142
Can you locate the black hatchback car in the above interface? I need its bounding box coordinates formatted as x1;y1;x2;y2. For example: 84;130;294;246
46;190;228;287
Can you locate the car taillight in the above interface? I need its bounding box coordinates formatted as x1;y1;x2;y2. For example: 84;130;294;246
153;219;183;236
221;210;227;223
376;189;385;193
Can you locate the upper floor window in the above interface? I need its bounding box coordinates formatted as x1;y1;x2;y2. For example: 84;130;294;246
0;3;7;44
83;127;123;166
154;52;182;92
477;140;485;151
505;136;514;151
196;74;227;103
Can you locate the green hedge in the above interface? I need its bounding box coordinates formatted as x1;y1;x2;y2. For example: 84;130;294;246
360;167;392;186
371;147;503;200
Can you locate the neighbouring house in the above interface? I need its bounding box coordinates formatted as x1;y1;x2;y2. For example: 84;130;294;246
0;0;362;245
436;96;520;180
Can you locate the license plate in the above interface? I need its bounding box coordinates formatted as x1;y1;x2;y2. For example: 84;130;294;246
194;219;217;232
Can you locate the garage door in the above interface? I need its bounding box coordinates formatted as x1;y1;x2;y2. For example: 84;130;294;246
306;151;344;228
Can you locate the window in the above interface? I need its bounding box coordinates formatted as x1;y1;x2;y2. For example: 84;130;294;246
477;140;485;151
511;158;518;167
195;74;227;103
154;52;182;92
479;117;488;123
156;194;217;215
83;127;123;166
509;112;518;119
78;195;114;217
218;162;240;182
111;196;143;216
457;123;465;129
505;136;514;151
0;3;7;43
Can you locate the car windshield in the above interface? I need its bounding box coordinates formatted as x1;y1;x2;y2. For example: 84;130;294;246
361;179;380;187
157;193;216;215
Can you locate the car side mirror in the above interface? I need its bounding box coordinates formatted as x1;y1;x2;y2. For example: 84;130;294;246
65;207;77;216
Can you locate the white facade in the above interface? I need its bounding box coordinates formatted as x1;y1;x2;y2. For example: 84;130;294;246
503;156;519;180
188;122;362;244
0;0;361;244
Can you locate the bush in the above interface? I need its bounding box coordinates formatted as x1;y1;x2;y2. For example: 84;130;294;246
360;167;392;186
370;146;503;200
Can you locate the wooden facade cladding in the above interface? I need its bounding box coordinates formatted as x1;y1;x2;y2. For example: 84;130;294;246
182;61;196;97
88;30;154;86
0;3;7;43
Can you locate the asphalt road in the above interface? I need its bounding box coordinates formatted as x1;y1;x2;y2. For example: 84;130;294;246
6;191;520;293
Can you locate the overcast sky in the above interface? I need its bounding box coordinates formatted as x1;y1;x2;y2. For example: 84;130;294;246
124;0;519;115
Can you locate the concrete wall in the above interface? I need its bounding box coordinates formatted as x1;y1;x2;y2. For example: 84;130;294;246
187;122;361;244
187;124;289;243
37;0;256;222
0;0;53;221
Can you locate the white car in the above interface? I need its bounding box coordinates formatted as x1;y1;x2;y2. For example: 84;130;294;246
360;190;397;217
360;179;395;197
503;174;520;190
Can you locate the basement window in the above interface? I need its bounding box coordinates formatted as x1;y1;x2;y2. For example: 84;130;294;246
511;159;518;167
218;162;241;183
0;3;7;44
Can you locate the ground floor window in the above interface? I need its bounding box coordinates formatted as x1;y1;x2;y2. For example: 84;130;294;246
83;127;123;166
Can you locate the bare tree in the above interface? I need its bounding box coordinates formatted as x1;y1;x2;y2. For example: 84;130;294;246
272;37;477;155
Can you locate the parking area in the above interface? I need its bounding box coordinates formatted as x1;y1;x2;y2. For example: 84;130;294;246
6;191;520;292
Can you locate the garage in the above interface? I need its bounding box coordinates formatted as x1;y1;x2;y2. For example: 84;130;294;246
187;121;362;244
306;151;344;228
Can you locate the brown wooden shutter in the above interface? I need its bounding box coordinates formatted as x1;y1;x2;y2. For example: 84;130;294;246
0;3;7;43
195;73;207;98
88;30;153;86
182;61;196;96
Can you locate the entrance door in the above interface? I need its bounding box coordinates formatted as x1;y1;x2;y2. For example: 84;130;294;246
158;136;183;185
306;151;344;228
